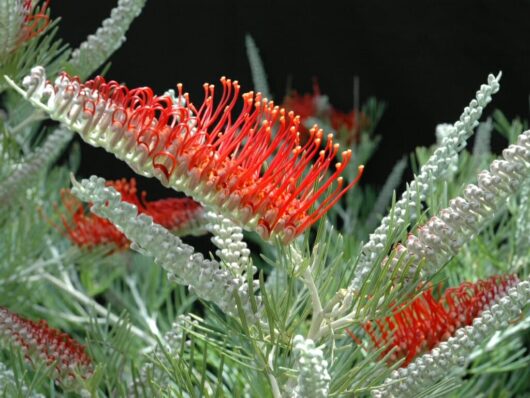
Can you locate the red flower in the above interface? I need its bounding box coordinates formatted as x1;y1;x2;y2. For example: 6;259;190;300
0;306;92;386
19;0;51;45
41;72;363;243
350;274;519;366
282;81;329;134
330;109;370;146
57;178;205;250
58;189;130;250
283;82;369;146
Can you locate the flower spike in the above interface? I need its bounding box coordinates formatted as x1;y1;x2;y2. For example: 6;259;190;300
0;307;93;386
8;67;363;243
353;274;519;366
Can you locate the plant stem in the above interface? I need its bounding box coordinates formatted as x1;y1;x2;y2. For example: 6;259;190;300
305;268;324;341
41;272;156;345
315;311;357;341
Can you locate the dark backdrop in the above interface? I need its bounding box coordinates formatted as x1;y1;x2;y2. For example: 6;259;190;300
51;0;530;196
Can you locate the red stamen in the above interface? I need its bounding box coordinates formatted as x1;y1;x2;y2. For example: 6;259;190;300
350;274;519;366
54;178;205;250
49;73;363;242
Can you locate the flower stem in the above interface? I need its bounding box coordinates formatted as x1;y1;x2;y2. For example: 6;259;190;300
41;272;156;345
305;268;324;341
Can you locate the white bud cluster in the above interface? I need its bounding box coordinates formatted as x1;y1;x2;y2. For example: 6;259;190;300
349;73;501;292
69;0;147;77
292;335;331;398
0;0;26;61
515;178;530;259
71;176;262;323
372;279;530;398
0;127;72;205
385;130;530;278
434;123;458;179
0;361;45;398
206;211;253;277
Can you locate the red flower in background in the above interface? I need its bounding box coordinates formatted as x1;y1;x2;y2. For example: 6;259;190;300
19;0;51;45
282;81;329;134
330;109;370;146
0;306;92;385
56;178;205;250
349;274;519;366
282;81;369;146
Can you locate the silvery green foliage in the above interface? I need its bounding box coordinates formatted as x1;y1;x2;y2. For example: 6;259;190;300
365;156;407;232
0;361;45;398
372;278;530;398
245;34;272;100
0;0;26;61
0;127;72;205
130;314;194;392
70;175;262;323
292;335;331;398
69;0;147;78
206;211;253;277
385;129;530;278
350;73;501;291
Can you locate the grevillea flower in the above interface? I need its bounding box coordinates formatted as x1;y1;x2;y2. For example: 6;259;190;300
57;178;205;250
282;82;368;145
18;0;50;44
0;0;50;60
0;306;92;386
330;108;370;146
282;82;331;134
350;274;519;366
58;189;130;250
12;67;363;243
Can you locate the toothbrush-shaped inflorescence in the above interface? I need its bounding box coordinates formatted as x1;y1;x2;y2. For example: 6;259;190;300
0;306;93;387
58;178;205;250
8;67;363;244
0;127;72;206
71;175;261;322
205;211;252;277
69;0;147;78
356;274;518;366
372;277;530;398
385;129;530;278
292;335;331;398
350;73;501;292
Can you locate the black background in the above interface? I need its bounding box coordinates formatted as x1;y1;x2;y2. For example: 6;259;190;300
51;0;530;196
